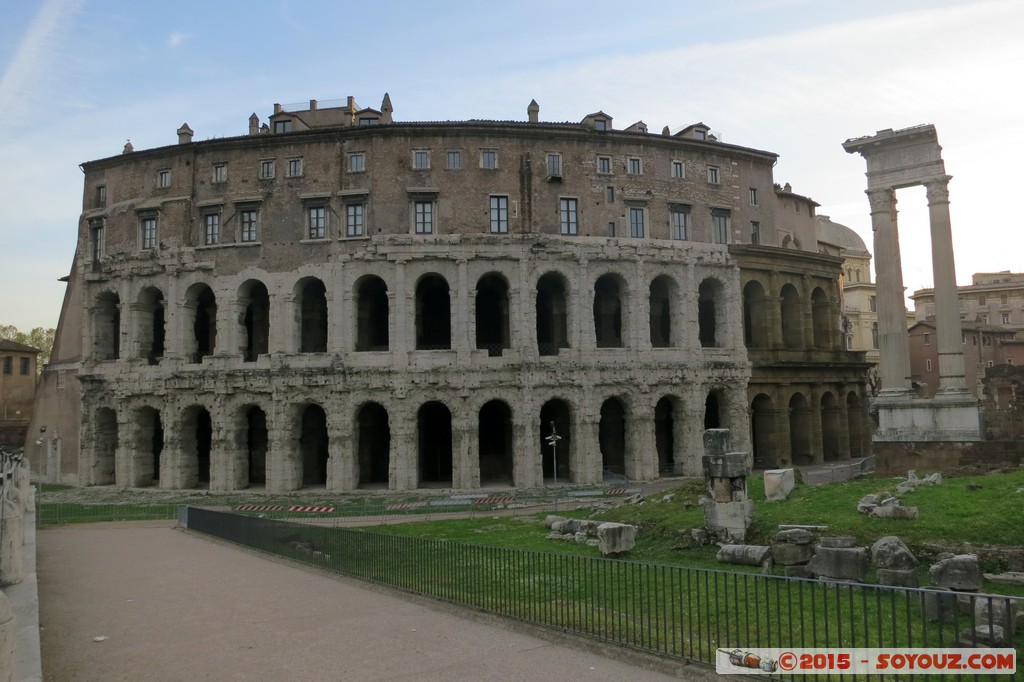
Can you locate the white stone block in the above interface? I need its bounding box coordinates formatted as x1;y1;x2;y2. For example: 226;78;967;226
763;468;795;501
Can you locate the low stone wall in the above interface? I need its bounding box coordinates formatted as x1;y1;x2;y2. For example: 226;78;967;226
872;440;1024;476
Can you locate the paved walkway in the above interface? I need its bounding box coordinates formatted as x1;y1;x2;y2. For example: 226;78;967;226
38;522;722;681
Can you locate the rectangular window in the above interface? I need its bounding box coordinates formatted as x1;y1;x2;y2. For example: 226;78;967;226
598;156;612;174
204;213;221;245
413;150;430;169
707;166;719;184
414;201;433;234
559;198;578;235
978;295;986;306
287;158;303;177
546;153;562;177
212;163;227;183
1000;294;1008;304
259;159;275;179
670;208;689;241
2;357;10;375
157;169;171;188
607;221;616;237
712;210;729;244
606;186;614;203
240;209;259;242
926;359;932;372
274;119;293;133
140;216;158;250
480;149;497;169
489;196;509;234
594;119;607;131
629;207;645;238
95;185;106;207
870;296;877;312
446;150;463;169
846;336;853;350
1002;313;1010;324
749;188;758;205
671;160;684;178
628;157;642;175
90;222;105;261
56;370;65;389
20;357;30;375
346;203;364;237
308;206;326;239
924;333;930;345
348;153;366;173
750;221;760;244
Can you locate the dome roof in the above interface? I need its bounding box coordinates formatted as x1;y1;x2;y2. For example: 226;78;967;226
816;215;868;255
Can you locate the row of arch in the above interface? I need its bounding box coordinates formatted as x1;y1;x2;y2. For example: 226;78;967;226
90;270;729;364
749;389;869;467
87;391;732;491
742;280;840;351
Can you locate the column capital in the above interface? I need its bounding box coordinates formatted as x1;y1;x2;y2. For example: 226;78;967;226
924;175;953;205
865;187;896;215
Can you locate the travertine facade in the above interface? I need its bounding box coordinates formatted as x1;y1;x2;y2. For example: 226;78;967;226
0;340;38;446
27;95;870;490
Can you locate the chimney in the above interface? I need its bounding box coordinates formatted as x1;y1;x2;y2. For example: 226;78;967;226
177;123;193;144
273;103;283;114
381;92;393;124
309;99;318;111
122;140;134;154
347;96;356;110
248;113;259;135
528;99;539;124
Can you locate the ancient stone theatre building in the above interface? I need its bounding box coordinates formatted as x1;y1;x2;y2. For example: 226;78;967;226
28;94;870;490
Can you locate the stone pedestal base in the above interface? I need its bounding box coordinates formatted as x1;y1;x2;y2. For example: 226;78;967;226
873;393;981;442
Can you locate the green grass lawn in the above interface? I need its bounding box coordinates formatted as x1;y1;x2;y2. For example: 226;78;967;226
360;469;1024;594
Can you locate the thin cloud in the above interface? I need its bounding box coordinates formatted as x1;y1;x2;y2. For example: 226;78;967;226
167;32;191;48
0;0;84;120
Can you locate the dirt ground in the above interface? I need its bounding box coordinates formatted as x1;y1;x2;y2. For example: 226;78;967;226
38;521;720;682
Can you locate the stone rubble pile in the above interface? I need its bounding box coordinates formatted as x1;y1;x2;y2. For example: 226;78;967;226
856;493;918;519
543;515;637;557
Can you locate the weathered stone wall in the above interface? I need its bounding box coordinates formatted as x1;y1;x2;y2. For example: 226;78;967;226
873;440;1024;476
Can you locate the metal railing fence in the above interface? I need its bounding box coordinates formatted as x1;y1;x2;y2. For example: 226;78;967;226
185;507;1022;680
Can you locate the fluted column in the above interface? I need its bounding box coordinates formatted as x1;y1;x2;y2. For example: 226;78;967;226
925;176;968;394
868;188;911;393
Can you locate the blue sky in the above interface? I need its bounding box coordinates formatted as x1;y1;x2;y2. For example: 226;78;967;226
2;0;1023;330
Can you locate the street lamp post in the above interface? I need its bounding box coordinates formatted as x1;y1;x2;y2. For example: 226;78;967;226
544;420;562;485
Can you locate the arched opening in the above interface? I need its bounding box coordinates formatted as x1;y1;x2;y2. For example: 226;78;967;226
478;400;513;485
246;406;268;486
654;396;677;475
593;274;624;348
297;278;328;353
599;397;626;476
136;287;165;364
743;280;769;348
788;393;812;465
416;275;451;350
698;278;723;348
185;283;217;363
780;284;802;349
238;280;270;361
476;274;510;356
355;276;389;352
418;401;453;486
750;394;776;468
135;406;162;486
181;405;212;488
649;276;673;348
704;391;722;429
536;272;569;356
539;399;572;481
812;287;831;349
821;391;840;461
93;407;117;485
299;404;329;487
357;402;390;488
847;392;864;458
94;292;121;361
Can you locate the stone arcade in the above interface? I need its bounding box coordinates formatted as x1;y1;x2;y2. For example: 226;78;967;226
26;95;871;490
